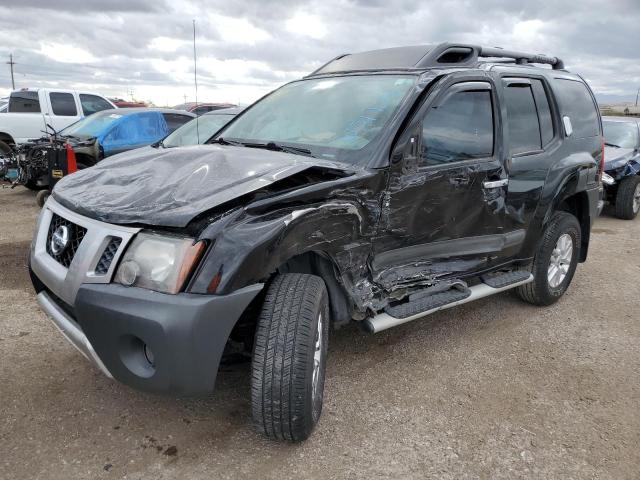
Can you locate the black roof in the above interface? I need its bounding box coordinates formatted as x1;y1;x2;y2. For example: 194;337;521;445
309;42;565;77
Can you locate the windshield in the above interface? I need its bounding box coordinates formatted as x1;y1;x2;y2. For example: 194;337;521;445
216;75;416;163
603;121;639;149
163;114;235;147
61;111;123;137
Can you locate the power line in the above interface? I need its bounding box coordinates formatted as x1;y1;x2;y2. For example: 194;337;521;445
6;54;15;90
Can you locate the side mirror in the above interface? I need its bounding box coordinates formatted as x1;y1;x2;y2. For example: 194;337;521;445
562;116;573;137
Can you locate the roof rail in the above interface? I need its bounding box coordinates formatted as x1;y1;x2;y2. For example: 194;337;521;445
479;46;565;70
306;43;566;77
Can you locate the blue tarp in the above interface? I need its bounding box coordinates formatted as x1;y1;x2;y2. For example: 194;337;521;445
100;112;169;156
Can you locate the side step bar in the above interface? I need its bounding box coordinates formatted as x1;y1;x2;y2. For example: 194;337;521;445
364;273;533;334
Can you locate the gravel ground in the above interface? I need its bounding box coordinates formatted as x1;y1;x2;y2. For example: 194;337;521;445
0;186;639;480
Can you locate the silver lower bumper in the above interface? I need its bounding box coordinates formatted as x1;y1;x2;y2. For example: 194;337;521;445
37;291;113;379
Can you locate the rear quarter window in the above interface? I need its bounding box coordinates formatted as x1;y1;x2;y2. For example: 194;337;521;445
552;79;599;138
9;91;40;113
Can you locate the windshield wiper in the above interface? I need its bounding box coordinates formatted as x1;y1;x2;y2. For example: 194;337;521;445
210;137;245;147
605;142;622;148
246;141;315;158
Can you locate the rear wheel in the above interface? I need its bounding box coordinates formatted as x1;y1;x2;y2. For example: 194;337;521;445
251;273;329;442
517;211;581;306
614;176;640;220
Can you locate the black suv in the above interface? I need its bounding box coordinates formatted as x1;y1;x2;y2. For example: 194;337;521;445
29;43;602;442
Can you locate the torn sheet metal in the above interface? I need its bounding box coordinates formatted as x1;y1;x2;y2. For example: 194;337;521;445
603;146;640;180
52;145;351;228
188;170;386;313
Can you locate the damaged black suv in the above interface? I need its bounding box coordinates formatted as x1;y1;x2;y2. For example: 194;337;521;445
30;43;603;442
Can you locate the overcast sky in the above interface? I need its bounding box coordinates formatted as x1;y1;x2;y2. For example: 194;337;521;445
0;0;638;106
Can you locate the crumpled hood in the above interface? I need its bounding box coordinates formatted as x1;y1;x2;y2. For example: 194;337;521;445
53;144;344;227
604;146;635;170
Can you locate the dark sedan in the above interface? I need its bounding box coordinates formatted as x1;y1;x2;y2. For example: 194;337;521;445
602;116;640;219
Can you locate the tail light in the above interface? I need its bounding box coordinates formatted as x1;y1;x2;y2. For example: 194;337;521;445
597;136;605;183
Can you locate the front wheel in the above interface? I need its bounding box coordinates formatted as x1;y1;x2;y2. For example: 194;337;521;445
0;139;12;158
517;211;581;306
35;190;50;208
251;273;329;442
614;176;640;220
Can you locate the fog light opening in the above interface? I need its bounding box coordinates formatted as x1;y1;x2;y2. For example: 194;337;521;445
118;335;156;378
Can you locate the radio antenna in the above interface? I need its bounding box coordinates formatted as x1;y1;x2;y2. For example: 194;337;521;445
193;19;200;143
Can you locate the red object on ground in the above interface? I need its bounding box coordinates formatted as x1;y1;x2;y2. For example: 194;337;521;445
65;143;77;174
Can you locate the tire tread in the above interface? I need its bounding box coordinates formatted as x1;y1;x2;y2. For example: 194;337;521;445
516;211;581;306
614;176;640;220
251;273;327;442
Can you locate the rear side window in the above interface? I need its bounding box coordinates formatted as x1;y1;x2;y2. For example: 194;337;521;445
163;113;194;133
50;92;77;116
530;79;554;146
80;94;113;116
503;83;541;155
553;79;599;138
9;91;40;113
420;89;494;166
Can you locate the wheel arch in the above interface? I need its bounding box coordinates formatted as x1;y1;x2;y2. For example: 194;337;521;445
225;250;352;362
555;190;591;262
0;132;15;147
275;250;352;328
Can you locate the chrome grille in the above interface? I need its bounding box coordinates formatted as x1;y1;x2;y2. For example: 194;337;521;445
46;214;87;268
95;237;122;275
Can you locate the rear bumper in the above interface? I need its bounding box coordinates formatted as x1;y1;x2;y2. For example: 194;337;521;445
33;272;262;395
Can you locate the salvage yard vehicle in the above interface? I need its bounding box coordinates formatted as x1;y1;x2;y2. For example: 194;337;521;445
155;107;243;148
172;102;236;116
601;116;640;219
11;108;195;191
30;43;602;442
0;88;115;155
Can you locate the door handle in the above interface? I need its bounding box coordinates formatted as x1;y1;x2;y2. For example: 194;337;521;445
483;179;508;189
450;175;470;186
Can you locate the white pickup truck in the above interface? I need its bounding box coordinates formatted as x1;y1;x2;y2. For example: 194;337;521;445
0;88;115;155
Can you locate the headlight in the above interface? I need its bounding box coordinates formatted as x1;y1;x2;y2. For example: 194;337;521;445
114;232;206;294
601;172;615;186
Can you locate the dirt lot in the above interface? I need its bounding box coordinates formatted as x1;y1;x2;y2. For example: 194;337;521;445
0;186;639;480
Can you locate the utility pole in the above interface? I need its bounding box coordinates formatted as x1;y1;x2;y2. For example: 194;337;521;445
636;87;639;107
6;54;15;90
183;94;188;104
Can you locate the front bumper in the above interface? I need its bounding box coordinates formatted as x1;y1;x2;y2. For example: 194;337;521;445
33;272;262;395
30;197;264;395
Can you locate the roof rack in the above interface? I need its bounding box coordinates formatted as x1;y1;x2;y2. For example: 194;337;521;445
478;46;565;70
308;43;566;76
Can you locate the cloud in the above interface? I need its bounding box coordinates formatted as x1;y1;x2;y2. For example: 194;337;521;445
286;12;328;39
209;14;271;45
0;0;638;105
39;43;98;64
